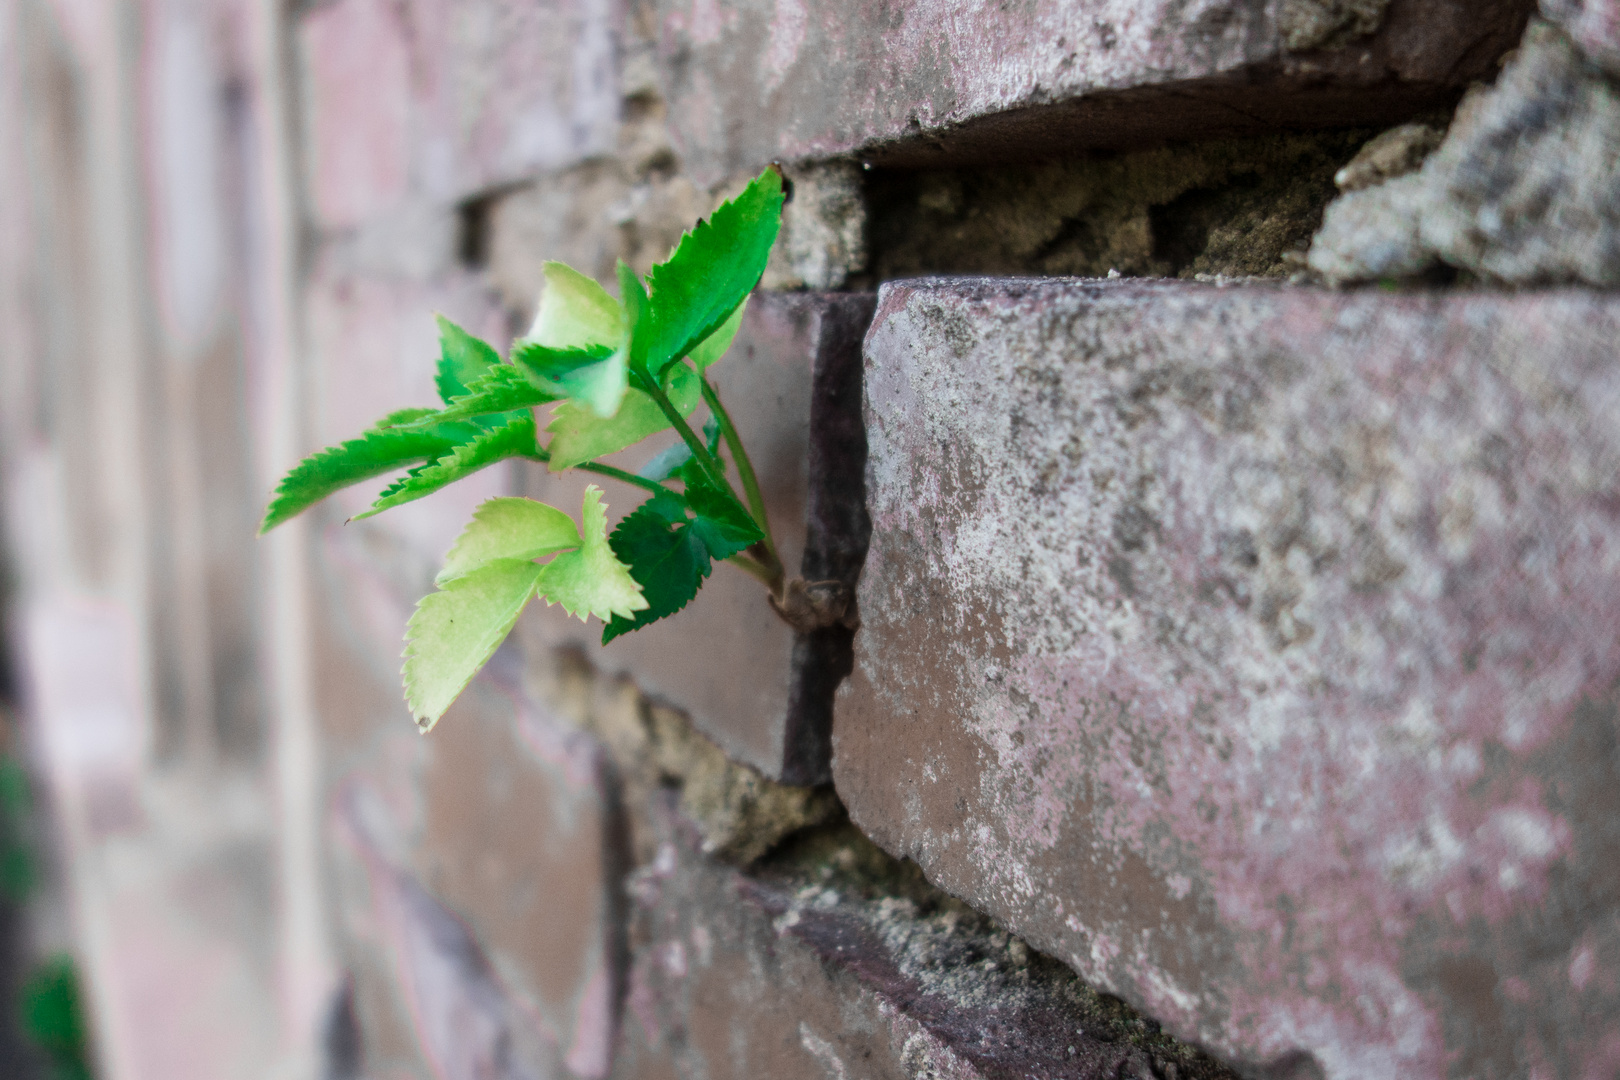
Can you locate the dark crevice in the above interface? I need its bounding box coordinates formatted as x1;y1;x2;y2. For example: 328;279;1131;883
457;192;498;271
741;812;1244;1080
863;128;1378;281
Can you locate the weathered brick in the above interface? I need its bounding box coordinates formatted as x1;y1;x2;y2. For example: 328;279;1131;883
517;291;874;785
837;278;1620;1079
614;801;1238;1080
330;675;624;1078
653;0;1531;184
298;0;619;230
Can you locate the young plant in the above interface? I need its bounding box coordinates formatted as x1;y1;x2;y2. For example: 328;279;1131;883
261;168;799;732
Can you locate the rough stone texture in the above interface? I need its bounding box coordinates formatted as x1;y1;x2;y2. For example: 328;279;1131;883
520;646;840;866
297;0;619;230
1542;0;1620;75
615;801;1239;1080
1309;19;1620;284
1330;122;1443;191
516;291;875;785
652;0;1530;182
838;278;1620;1080
867;131;1370;281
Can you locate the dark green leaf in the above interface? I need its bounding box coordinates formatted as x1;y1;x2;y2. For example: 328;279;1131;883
680;461;763;560
638;168;784;379
601;497;712;643
259;411;482;533
354;413;541;519
435;316;501;405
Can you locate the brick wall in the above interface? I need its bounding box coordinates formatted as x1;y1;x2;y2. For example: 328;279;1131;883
4;0;1619;1078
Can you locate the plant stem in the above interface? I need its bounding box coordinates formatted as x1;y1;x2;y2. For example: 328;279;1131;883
576;461;673;498
635;371;732;494
700;377;780;571
726;551;777;587
532;447;679;500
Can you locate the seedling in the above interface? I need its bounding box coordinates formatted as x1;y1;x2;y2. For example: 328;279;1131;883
261;168;799;731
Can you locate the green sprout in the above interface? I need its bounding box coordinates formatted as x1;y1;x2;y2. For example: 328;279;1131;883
261;168;792;731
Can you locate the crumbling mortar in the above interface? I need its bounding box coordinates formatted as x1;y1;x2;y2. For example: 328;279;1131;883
521;644;840;866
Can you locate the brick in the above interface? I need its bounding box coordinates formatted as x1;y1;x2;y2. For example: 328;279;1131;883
330;675;624;1077
652;0;1531;184
614;802;1238;1080
837;278;1620;1079
517;291;874;785
299;0;619;230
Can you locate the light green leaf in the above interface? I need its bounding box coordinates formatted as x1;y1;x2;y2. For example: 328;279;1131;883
514;262;630;418
435;316;501;405
526;261;624;350
404;558;543;732
436;497;582;585
545;363;701;471
636;168;783;379
686;298;746;371
354;413;540;519
535;486;648;622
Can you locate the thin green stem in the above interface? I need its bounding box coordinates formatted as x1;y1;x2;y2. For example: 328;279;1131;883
726;551;777;587
634;371;731;494
700;377;780;572
531;447;678;500
576;461;673;498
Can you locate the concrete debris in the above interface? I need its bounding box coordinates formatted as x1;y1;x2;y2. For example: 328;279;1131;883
1309;19;1620;284
1332;122;1445;191
1541;0;1620;76
1278;0;1393;51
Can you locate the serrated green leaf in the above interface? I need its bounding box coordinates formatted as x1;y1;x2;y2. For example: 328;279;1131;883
601;499;712;644
598;471;760;643
354;413;540;520
526;261;624;350
404;558;543;732
259;413;483;533
435;316;501;405
394;365;563;427
545;362;702;471
437;497;582;585
637;169;783;379
680;460;763;559
535;486;648;622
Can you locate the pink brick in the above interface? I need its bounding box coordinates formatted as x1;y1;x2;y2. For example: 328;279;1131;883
300;0;412;230
837;278;1620;1080
299;0;619;230
330;679;622;1077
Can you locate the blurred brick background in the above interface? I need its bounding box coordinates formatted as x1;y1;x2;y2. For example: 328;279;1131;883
3;0;1620;1078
